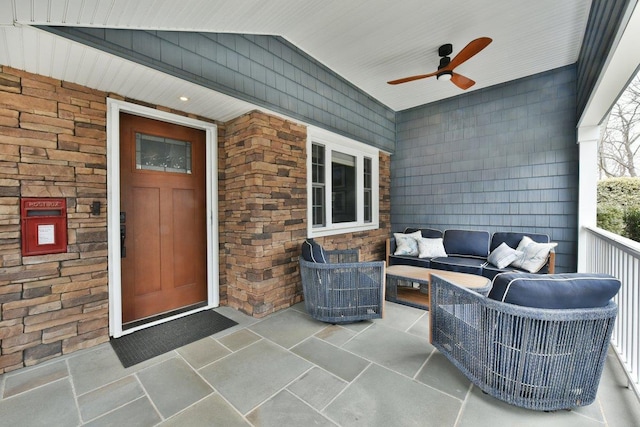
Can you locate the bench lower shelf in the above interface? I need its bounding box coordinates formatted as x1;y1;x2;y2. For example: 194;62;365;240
388;287;430;310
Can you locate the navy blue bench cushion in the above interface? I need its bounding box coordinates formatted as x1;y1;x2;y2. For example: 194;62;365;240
482;264;530;280
488;272;621;309
301;239;327;263
442;229;490;258
388;254;432;268
430;256;485;276
404;227;443;239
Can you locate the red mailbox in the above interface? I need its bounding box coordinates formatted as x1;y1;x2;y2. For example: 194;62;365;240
21;198;68;256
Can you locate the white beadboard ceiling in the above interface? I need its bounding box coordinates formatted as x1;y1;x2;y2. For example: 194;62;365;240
0;0;592;121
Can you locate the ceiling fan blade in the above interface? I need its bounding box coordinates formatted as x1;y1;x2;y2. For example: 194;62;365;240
451;73;475;90
445;37;492;71
387;71;438;85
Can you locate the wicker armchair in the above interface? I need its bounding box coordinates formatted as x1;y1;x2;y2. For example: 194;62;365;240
429;274;619;411
299;249;385;323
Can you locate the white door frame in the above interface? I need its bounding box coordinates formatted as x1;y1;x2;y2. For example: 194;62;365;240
106;98;219;338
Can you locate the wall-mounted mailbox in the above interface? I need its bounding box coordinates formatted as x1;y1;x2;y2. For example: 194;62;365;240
21;198;68;256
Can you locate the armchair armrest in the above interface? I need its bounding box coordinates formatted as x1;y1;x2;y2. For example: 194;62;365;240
547;249;555;274
386;238;396;265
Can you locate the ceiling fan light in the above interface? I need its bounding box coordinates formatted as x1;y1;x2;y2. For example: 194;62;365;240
437;71;452;81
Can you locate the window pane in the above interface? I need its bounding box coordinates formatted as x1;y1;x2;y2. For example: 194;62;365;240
332;151;356;223
312;186;325;227
364;157;372;223
312;144;325;184
136;133;192;174
311;144;326;227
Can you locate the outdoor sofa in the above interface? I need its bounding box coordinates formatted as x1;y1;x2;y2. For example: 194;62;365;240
387;228;556;279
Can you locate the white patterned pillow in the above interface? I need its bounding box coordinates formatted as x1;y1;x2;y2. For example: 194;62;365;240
417;237;447;258
511;236;558;273
487;242;523;269
393;231;422;256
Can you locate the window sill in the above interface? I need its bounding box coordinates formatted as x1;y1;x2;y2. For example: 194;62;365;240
308;222;379;238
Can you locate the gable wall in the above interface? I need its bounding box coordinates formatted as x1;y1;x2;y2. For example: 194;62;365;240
393;66;579;272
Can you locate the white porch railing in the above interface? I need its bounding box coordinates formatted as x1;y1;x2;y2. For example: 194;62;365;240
584;226;640;400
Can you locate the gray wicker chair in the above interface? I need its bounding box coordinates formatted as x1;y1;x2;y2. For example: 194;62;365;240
429;274;619;411
299;249;385;323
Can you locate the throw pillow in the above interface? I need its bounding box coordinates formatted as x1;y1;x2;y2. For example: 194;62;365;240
487;242;523;269
394;231;422;256
510;236;558;273
417;237;447;258
301;239;327;263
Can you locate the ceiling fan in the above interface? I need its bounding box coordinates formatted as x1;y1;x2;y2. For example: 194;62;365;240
387;37;492;90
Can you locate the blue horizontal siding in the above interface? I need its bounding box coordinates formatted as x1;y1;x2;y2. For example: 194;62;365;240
393;66;579;272
39;26;395;153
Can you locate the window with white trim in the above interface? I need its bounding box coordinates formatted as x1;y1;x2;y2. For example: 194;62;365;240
307;127;379;237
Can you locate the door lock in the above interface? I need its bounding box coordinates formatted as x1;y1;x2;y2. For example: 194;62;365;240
120;211;126;258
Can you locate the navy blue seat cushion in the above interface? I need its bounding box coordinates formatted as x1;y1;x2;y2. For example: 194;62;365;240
404;227;443;239
482;264;531;280
430;256;485;276
488;272;621;309
442;229;490;258
489;232;549;252
301;239;327;263
388;255;431;268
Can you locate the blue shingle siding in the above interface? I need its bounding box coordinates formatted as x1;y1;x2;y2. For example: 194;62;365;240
393;65;579;272
39;27;395;152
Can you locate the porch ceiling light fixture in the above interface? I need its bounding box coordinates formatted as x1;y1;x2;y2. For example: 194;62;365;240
179;96;189;102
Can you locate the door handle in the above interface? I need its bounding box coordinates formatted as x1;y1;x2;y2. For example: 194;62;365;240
120;225;126;258
120;211;126;258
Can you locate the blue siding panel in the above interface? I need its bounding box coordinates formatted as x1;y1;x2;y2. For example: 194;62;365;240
393;66;579;272
41;27;395;152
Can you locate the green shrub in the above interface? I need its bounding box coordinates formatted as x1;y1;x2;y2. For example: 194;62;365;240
597;203;625;235
624;206;640;242
598;177;640;208
598;177;640;242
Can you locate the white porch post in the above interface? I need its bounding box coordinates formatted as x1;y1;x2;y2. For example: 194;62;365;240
577;125;601;272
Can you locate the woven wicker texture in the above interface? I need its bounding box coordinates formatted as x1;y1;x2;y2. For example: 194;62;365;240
299;250;385;323
430;275;618;411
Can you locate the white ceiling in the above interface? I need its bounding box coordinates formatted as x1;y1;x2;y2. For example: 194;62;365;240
0;0;592;121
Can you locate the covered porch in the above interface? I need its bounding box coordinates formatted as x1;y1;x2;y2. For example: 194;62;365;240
1;0;640;423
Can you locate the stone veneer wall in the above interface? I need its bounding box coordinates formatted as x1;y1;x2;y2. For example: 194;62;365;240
0;65;111;372
0;65;391;371
221;111;391;317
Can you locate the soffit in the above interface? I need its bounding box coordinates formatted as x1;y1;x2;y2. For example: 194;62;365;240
0;0;591;115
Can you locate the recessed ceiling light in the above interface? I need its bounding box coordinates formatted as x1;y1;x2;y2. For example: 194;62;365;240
179;96;189;102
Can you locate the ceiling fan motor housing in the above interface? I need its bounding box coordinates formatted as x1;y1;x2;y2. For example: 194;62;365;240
437;43;453;70
438;43;453;57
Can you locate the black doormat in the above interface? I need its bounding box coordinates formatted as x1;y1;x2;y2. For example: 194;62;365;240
110;310;237;368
